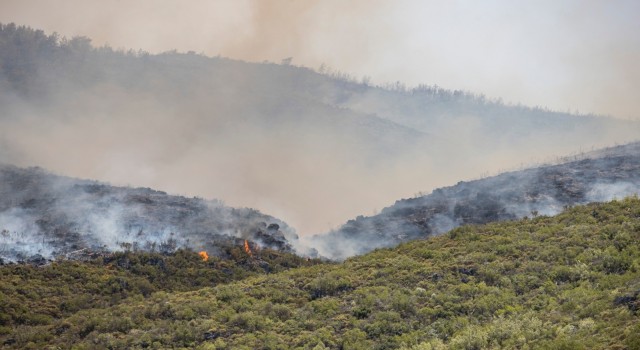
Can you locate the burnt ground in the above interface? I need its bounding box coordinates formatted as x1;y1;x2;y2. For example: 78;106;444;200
312;142;640;259
0;165;297;261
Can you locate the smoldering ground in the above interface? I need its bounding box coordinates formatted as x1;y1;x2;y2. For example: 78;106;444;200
0;164;298;261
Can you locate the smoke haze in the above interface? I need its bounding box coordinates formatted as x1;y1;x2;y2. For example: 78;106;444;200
0;0;639;119
0;19;639;237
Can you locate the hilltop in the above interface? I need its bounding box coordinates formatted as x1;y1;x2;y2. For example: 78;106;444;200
1;197;638;349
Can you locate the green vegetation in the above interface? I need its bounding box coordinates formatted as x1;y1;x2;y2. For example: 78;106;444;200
0;246;322;348
2;197;640;349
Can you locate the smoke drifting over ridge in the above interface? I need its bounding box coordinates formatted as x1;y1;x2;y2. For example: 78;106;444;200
1;0;639;119
0;23;639;236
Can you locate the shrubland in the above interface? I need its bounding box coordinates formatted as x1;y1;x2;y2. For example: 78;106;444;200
2;197;639;349
0;245;323;348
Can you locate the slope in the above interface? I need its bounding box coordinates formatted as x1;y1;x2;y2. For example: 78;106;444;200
0;164;300;262
2;197;638;349
0;247;324;348
310;141;640;260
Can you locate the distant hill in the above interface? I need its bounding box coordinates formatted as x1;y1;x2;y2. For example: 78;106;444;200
310;142;640;260
0;164;299;262
1;23;639;235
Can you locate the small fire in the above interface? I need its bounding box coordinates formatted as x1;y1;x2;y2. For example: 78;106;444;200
199;251;209;261
244;240;253;256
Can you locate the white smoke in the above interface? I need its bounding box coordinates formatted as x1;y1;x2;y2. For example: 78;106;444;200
0;208;53;259
586;182;640;202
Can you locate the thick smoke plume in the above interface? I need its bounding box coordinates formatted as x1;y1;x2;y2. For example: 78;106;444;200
1;24;638;238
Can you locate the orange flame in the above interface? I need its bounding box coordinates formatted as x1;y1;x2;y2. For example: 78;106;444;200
198;251;209;261
244;240;253;256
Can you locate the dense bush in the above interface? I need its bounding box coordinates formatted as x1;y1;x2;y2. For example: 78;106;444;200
0;247;322;340
1;197;639;348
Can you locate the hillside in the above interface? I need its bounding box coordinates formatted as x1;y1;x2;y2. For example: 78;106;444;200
1;23;640;234
0;248;324;349
1;198;638;349
3;141;639;263
310;142;640;260
0;164;301;262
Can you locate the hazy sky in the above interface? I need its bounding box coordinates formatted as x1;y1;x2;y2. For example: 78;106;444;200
1;0;639;120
